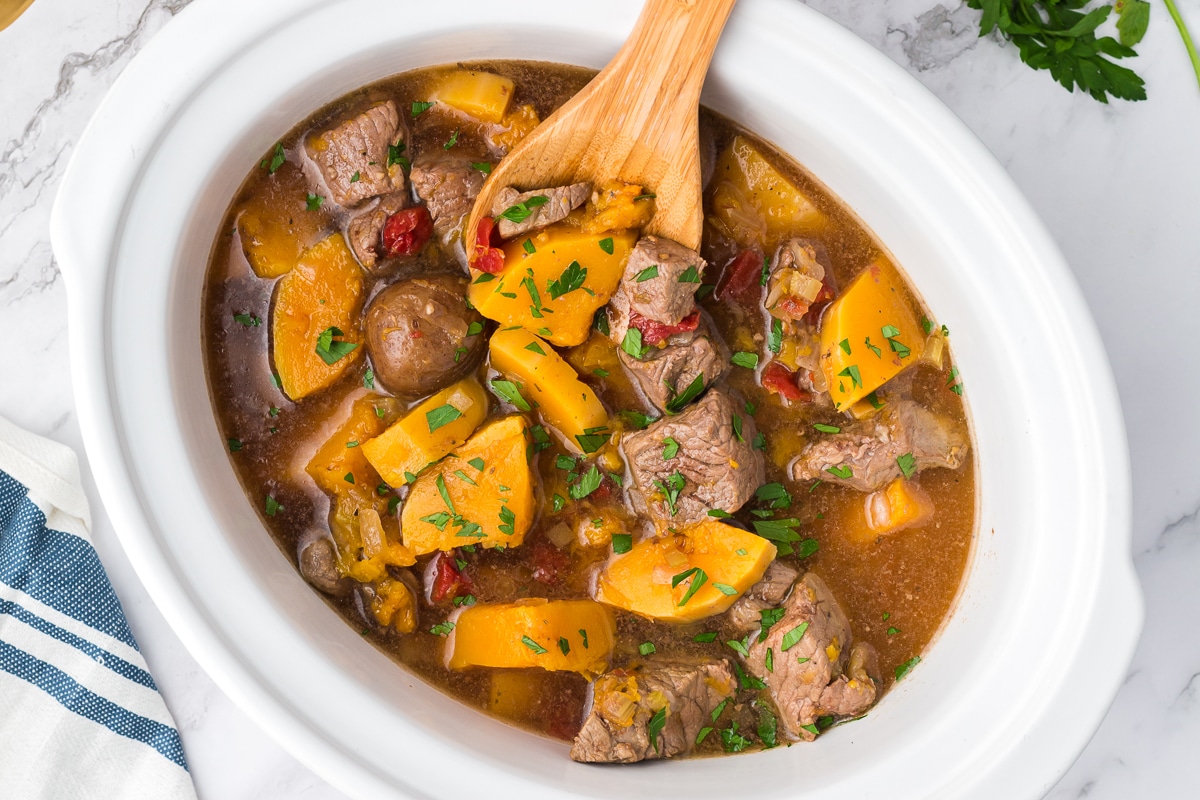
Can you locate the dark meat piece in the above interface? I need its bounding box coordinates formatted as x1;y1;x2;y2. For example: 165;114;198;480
728;560;800;631
618;311;730;412
346;192;408;268
607;236;706;344
410;154;485;240
491;182;590;239
298;536;348;596
571;659;735;763
308;101;405;207
623;387;764;526
791;399;969;492
744;572;879;741
363;274;486;398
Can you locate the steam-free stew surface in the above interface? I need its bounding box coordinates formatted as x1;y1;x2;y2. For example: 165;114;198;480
203;60;974;752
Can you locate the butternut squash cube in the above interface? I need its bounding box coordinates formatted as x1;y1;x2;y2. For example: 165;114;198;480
488;327;608;453
864;478;934;536
401;415;535;555
432;69;514;123
448;599;616;675
468;224;637;346
305;395;395;497
595;520;776;623
361;378;488;487
708;134;826;248
237;166;328;279
271;235;364;401
818;260;923;410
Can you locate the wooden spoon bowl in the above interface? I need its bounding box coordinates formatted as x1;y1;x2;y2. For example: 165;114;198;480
465;0;738;254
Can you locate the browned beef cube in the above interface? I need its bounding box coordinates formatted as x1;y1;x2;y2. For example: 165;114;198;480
308;101;405;207
345;192;407;268
571;659;735;763
727;560;800;631
615;236;707;329
618;311;729;412
623;387;764;526
410;154;485;239
491;182;590;239
791;399;969;492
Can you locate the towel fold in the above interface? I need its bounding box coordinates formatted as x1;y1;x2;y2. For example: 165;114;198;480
0;416;197;800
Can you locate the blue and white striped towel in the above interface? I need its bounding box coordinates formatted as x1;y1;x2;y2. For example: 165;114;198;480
0;416;197;800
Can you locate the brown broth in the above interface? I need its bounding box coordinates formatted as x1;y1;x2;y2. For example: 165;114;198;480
202;60;975;751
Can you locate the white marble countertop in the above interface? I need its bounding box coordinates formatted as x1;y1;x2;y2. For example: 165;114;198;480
2;0;1197;797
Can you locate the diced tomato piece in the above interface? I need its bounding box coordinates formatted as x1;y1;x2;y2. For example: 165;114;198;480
529;537;570;586
761;361;811;403
382;207;433;257
430;551;472;603
470;217;506;274
629;309;701;346
715;250;763;301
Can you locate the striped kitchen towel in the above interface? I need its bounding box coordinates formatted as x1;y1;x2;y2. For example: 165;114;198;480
0;416;197;800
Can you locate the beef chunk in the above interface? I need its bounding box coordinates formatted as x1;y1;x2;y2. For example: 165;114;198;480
298;536;348;597
744;572;879;740
624;388;764;526
346;192;408;268
571;659;735;763
791;399;969;492
308;101;405;207
491;182;590;239
410;154;485;239
618;311;729;412
607;236;706;344
728;560;800;631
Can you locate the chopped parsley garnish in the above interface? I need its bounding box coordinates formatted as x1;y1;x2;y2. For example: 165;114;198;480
363;368;375;389
634;192;657;201
529;424;552;453
593;308;610;336
813;423;841;434
555;455;576;471
672;567;708;606
467;457;485;471
887;626;901;636
498;505;516;536
264;495;282;516
707;508;731;518
758;607;786;642
497;194;549;224
452;594;476;607
712;582;737;596
662;437;680;460
411;100;435;116
794;538;819;558
598;237;614;255
569;465;603;500
755;482;791;509
612;533;632;554
696;727;714;745
519;239;535;256
826;464;853;480
665;373;705;414
639;641;657;656
428;621;455;636
268;406;281;418
453;469;476;486
922;317;934;335
262;142;285;174
780;621;809;652
233;312;260;327
730;351;759;369
765;647;775;673
693;632;718;643
521;636;547;655
579;629;589;648
752;431;766;450
897;452;917;479
547;260;587;299
759;255;770;286
768;318;783;353
349;171;361;183
653;472;686;516
678;265;701;283
488;379;531;411
621;328;649;360
720;723;751;753
725;637;750;657
315;327;358;364
635;265;659;282
270;373;281;389
575;426;610;454
227;438;242;452
619;410;657;429
552;493;566;513
472;272;496;284
305;193;324;211
426;404;462;432
839;338;852;355
757;704;778;748
387;143;407;169
470;161;492;175
838;364;862;389
895;655;921;681
443;129;460;150
867;391;885;409
558;637;571;655
592;368;609;378
466;321;484;337
731;413;744;442
524;341;546;356
648;707;668;754
801;723;820;737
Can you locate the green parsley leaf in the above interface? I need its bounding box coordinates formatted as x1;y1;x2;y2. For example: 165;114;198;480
730;351;759;369
867;391;885;409
443;129;460;150
552;493;566;513
453;469;477;486
411;100;435;116
712;583;737;596
765;647;774;673
557;636;570;656
497;505;516;536
639;641;657;656
467;457;485;471
757;704;778;748
598;237;614;255
752;517;802;544
895;655;921;681
233;312;260;327
612;533;632;554
621;328;649;360
579;629;589;648
387;142;407;168
470;161;492;175
264;495;282;516
648;706;668;754
897;452;917;479
315;326;358;365
488;379;531;411
520;636;547;654
837;364;862;389
349;171;361;183
922;317;934;335
523;341;546;356
839;338;851;355
635;265;659;282
634;192;657;201
653;472;686;516
887;626;901;636
521;238;535;254
826;464;853;480
426;404;462;433
795;538;819;559
592;368;609;378
752;431;766;451
665;373;706;414
662;437;680;460
227;438;243;452
569;465;603;500
707;508;731;518
814;423;841;434
363;368;375;389
768;318;783;353
696;727;714;745
865;337;882;358
264;142;285;174
801;723;820;737
575;426;610;454
781;621;810;652
758;607;786;642
731;413;744;442
429;621;455;636
472;272;496;284
678;264;702;283
720;722;751;753
593;307;610;336
547;260;587;299
693;632;718;643
725;637;750;657
673;567;708;606
618;410;657;429
305;193;324;211
497;195;549;224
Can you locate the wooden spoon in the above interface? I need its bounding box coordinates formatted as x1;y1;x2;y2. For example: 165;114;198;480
465;0;738;254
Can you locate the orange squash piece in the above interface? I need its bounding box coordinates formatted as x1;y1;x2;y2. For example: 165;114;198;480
448;599;615;675
864;478;934;536
400;415;535;555
272;235;364;400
